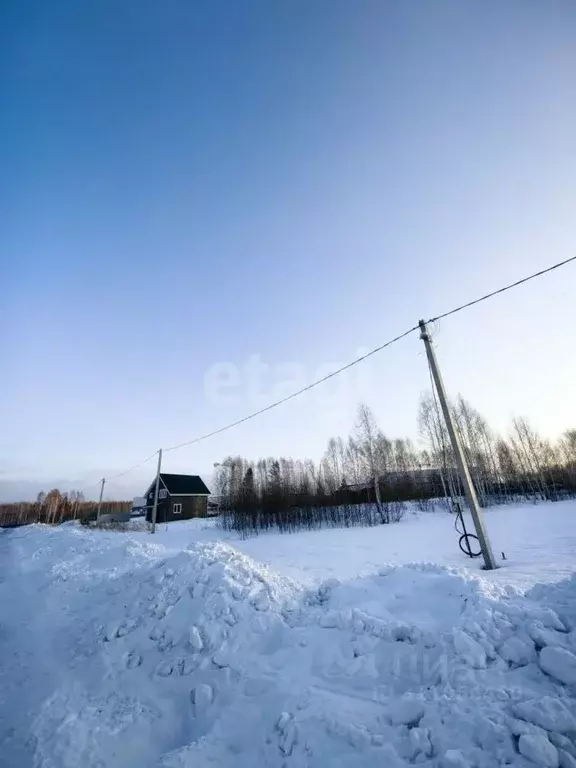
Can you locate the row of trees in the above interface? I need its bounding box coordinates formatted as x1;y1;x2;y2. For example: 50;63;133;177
0;489;131;528
419;395;576;505
213;396;576;535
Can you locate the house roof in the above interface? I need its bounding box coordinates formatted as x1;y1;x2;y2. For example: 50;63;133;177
158;473;211;495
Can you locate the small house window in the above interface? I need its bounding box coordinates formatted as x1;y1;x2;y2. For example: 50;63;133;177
159;489;167;499
173;503;182;515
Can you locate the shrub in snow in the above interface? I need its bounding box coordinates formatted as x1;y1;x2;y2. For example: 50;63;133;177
518;734;559;768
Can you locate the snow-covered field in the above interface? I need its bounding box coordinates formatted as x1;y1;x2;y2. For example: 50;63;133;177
1;502;576;768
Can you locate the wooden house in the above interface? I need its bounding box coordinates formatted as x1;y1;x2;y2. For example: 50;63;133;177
144;473;211;523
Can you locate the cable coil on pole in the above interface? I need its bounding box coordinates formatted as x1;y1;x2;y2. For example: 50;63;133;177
453;501;481;558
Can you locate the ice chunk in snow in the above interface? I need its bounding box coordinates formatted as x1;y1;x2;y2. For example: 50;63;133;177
443;749;469;768
453;630;487;668
191;683;213;714
319;610;340;629
389;698;425;727
530;622;569;649
513;697;576;733
378;744;405;768
347;724;370;749
559;749;576;768
499;636;535;666
518;734;559;768
509;718;548;739
409;727;433;758
550;734;576;759
540;646;576;685
530;608;565;631
188;626;204;652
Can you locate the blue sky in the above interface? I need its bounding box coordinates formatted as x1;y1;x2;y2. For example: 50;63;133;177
2;1;576;500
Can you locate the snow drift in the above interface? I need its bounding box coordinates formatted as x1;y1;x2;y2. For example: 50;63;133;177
1;522;576;767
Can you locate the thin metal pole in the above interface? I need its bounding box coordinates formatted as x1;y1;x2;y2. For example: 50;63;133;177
151;449;162;534
419;320;497;570
96;478;105;523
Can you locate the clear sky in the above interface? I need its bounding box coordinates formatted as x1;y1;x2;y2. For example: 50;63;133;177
2;0;576;501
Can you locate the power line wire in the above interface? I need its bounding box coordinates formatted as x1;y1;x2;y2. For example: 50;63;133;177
163;324;420;452
78;478;104;497
107;451;159;481
87;253;576;477
79;451;160;495
150;255;576;455
428;254;576;323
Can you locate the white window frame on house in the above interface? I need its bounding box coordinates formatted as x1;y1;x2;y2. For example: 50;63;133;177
159;489;167;499
173;503;182;515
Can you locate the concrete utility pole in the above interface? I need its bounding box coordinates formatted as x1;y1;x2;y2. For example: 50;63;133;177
96;477;105;523
419;320;497;570
151;449;162;534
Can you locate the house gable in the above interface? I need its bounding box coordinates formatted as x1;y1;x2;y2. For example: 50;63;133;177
143;474;211;505
157;474;211;496
144;474;169;501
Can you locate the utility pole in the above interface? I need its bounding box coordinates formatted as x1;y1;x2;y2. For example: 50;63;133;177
373;475;383;521
96;477;105;523
419;320;497;570
151;449;162;534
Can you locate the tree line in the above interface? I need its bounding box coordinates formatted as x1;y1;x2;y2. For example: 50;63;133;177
0;488;131;528
213;395;576;536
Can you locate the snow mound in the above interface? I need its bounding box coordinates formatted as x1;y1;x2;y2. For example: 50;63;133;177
1;524;576;767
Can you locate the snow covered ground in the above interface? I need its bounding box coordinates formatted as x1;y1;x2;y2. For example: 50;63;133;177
1;501;576;767
133;502;576;589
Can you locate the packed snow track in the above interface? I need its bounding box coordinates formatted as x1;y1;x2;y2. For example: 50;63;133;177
1;506;576;767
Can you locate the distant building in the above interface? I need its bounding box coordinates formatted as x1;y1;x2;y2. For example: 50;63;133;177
339;467;454;501
144;473;211;523
131;497;147;517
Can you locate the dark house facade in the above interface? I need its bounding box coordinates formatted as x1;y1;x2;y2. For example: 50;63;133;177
144;473;211;523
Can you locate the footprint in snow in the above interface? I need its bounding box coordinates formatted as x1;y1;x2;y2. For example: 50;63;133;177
104;622;135;641
125;651;142;669
155;660;174;677
149;625;164;641
276;712;298;757
177;657;198;676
